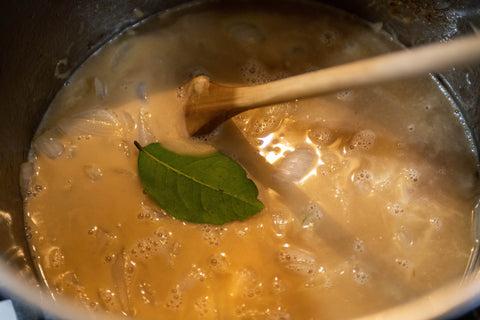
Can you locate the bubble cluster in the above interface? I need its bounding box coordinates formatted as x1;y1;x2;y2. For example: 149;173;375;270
279;247;315;265
169;241;182;263
230;268;263;299
186;267;207;286
54;271;82;294
83;164;103;182
429;217;443;231
350;130;376;151
118;141;130;157
272;212;290;236
165;285;183;310
194;296;215;317
387;203;404;216
308;126;334;146
395;258;412;270
279;247;317;276
202;225;222;246
240;60;271;85
403;168;419;183
302;201;323;228
248;115;283;137
77;291;100;312
286;261;317;275
352;269;370;285
138;283;156;305
266;308;291;320
98;288;121;312
208;253;229;273
138;203;167;221
25;184;45;199
318;30;339;47
353;240;365;253
87;226;118;252
272;276;286;293
153;228;171;246
244;281;263;298
46;246;65;268
353;169;374;191
130;237;163;260
336;89;353;101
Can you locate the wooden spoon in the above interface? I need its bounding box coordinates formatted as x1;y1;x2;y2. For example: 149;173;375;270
183;35;480;136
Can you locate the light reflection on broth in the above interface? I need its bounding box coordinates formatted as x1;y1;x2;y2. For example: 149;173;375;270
22;1;480;319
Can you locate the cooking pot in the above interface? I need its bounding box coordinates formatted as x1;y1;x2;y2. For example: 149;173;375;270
1;0;480;319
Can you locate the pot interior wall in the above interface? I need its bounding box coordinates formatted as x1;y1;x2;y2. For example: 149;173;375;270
0;0;479;317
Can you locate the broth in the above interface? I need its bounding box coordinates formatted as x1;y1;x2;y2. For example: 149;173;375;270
23;1;480;319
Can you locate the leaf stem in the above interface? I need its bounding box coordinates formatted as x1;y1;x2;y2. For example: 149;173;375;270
134;140;143;151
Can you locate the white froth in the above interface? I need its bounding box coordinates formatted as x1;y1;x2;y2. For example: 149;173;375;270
336;89;353;101
429;217;443;231
302;201;324;227
403;168;420;183
308;126;334;146
395;258;413;270
83;164;103;182
387;203;404;216
353;240;365;253
248;115;283;137
352;269;370;285
350;130;376;151
165;285;183;310
353;169;374;192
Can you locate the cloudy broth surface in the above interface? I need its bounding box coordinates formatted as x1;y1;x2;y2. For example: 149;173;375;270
23;1;480;319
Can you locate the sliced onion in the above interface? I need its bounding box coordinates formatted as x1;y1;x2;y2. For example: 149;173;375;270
137;107;156;145
115;110;135;133
33;131;64;159
94;77;108;100
136;82;147;101
58;109;122;137
19;162;35;199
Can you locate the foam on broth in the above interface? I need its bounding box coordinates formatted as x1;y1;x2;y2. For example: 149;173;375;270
23;1;480;319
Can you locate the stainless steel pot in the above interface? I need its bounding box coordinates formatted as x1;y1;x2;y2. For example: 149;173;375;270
1;0;479;319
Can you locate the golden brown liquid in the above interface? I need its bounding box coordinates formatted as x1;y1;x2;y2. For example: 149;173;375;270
23;1;480;319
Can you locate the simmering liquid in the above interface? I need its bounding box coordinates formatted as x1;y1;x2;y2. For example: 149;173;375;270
23;1;480;319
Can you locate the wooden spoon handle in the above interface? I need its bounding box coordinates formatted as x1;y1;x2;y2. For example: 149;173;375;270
231;34;480;109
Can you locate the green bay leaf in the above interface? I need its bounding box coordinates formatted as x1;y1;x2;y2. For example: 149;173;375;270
135;141;264;225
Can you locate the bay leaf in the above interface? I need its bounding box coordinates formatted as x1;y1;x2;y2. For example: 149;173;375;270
134;141;264;225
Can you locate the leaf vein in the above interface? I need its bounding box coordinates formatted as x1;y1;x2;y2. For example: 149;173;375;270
141;146;259;207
